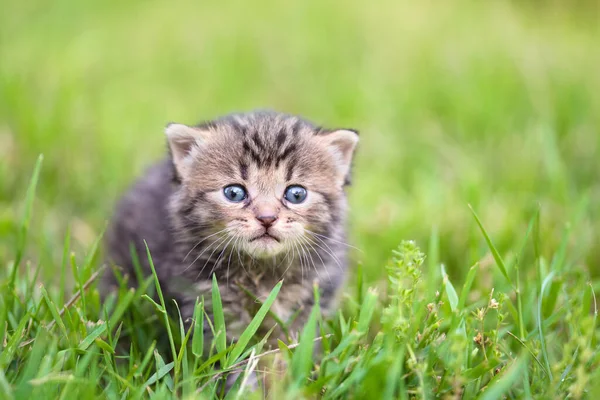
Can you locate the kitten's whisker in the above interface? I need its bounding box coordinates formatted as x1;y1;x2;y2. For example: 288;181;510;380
182;228;229;262
304;234;344;272
211;236;235;274
195;234;232;279
298;240;322;281
235;242;249;275
305;230;363;253
297;241;307;282
279;247;295;281
299;236;331;283
296;241;311;275
275;246;292;270
182;232;228;273
290;241;304;282
226;236;240;286
209;234;236;277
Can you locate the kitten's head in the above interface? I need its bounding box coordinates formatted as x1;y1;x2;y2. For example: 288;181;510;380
166;111;358;259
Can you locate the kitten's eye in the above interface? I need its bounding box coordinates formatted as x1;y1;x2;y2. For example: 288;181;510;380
284;185;307;204
223;185;247;202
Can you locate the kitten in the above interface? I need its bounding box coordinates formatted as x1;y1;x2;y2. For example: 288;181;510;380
104;111;358;343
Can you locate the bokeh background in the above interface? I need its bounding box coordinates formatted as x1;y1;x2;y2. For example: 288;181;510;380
1;0;598;285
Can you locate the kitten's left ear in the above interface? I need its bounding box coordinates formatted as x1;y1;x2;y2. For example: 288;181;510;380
165;123;211;181
318;129;359;186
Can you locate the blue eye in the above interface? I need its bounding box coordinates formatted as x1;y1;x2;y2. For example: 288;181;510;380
223;185;247;202
284;185;307;204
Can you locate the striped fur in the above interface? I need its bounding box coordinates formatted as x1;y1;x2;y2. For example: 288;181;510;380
104;110;358;343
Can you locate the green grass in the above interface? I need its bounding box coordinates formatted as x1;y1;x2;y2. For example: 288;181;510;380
1;0;599;398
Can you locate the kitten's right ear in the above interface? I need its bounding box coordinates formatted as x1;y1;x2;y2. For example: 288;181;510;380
165;123;210;180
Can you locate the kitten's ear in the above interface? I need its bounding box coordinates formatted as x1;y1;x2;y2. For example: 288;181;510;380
318;129;359;186
165;123;210;180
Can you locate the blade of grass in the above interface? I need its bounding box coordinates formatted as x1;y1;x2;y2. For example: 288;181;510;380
172;300;191;390
0;368;13;400
129;243;145;290
77;323;107;352
589;282;597;347
291;284;320;386
357;288;378;334
537;272;555;380
14;330;48;399
59;226;71;307
40;285;68;339
476;354;529;400
143;356;174;388
505;331;548;379
458;263;478;311
549;224;570;272
211;274;227;359
136;340;157;379
226;280;282;367
107;288;135;329
428;226;440;278
236;282;289;338
10;155;43;295
515;207;539;339
468;204;513;286
144;241;178;365
441;264;458;312
0;316;29;369
384;347;405;399
69;253;86;317
192;297;204;358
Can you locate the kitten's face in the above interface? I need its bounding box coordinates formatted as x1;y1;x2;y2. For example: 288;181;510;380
167;113;358;259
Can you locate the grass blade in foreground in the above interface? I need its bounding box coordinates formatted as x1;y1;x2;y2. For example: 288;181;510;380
468;204;512;286
1;157;597;399
477;354;529;400
10;154;43;290
192;297;205;358
145;241;178;364
226;280;282;367
291;285;320;388
212;274;227;359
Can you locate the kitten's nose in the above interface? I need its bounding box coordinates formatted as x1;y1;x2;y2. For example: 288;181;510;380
256;215;278;228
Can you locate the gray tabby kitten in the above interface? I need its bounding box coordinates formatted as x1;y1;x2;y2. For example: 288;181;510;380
104;111;358;342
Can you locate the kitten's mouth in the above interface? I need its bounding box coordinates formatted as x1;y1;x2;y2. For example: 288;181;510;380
250;233;280;242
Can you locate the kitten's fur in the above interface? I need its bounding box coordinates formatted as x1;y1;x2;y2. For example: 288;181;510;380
104;111;358;342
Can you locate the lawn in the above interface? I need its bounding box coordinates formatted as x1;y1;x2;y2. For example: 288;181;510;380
1;0;599;398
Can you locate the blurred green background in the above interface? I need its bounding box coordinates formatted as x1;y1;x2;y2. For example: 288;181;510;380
1;0;598;285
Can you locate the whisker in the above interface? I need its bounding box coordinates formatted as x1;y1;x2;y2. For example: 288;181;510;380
275;246;292;270
298;240;322;281
209;234;236;277
305;230;363;253
195;234;232;279
182;232;228;273
226;236;239;286
182;228;229;262
281;243;299;281
300;236;331;283
297;241;307;282
236;242;249;275
291;241;304;282
304;234;344;272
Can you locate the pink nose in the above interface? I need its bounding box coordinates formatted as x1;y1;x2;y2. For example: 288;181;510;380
256;215;277;228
